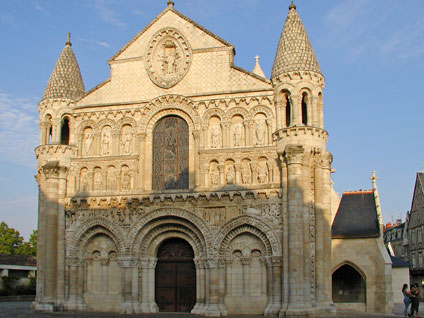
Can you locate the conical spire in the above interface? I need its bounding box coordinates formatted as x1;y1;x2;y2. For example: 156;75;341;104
42;33;85;101
271;3;321;80
252;55;266;78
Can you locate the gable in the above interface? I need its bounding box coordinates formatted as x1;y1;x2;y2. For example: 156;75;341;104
111;8;233;62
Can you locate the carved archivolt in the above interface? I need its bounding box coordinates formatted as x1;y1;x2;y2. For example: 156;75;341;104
128;208;212;257
215;216;282;256
202;108;226;124
141;95;201;131
69;217;127;257
248;105;274;120
94;118;117;131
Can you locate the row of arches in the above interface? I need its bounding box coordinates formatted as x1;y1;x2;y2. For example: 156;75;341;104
65;210;282;315
275;89;323;129
77;165;135;193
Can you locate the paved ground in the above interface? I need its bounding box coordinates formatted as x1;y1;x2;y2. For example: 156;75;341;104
0;301;422;318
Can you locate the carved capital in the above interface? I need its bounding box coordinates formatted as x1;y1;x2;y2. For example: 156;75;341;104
284;145;304;165
241;257;251;266
41;161;68;179
117;257;133;268
192;129;201;140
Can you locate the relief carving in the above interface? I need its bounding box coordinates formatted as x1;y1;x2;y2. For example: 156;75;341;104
233;122;244;147
145;28;192;88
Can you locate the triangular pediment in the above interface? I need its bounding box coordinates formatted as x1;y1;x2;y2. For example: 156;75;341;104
110;7;233;62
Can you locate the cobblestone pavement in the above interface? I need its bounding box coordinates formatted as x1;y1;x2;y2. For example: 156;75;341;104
0;302;422;318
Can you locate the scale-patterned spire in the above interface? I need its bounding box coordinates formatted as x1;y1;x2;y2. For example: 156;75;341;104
271;3;321;80
42;33;85;101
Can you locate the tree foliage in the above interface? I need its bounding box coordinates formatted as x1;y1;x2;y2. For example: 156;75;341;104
0;222;37;256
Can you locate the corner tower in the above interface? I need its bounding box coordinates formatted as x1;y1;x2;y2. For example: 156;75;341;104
34;33;84;311
272;3;335;317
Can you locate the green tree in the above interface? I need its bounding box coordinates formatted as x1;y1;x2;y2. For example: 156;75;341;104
0;221;24;254
18;230;37;256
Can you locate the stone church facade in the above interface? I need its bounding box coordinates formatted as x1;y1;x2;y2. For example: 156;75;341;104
34;2;337;317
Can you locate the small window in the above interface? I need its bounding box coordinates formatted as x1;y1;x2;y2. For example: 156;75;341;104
60;118;70;145
285;95;291;127
301;93;308;125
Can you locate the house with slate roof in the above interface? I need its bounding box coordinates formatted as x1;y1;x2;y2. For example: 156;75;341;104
407;172;424;287
331;173;393;313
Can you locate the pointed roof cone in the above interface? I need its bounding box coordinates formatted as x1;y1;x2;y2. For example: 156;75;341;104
271;2;321;80
252;55;266;78
42;33;85;101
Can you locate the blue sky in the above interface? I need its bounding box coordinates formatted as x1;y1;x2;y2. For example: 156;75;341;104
0;0;423;238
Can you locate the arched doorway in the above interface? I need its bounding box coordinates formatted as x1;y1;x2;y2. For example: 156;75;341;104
155;238;196;312
332;264;366;304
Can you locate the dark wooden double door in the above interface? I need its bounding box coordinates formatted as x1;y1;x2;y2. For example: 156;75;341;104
155;238;196;312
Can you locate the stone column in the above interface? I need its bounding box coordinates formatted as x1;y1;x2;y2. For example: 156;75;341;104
275;99;283;130
118;257;134;314
218;259;227;315
290;95;300;126
283;145;308;314
93;132;101;156
234;162;241;185
66;258;78;309
218;164;225;187
204;259;224;316
76;258;86;310
148;258;158;313
320;152;335;313
137;133;146;190
112;130;120;156
241;257;251;295
51;118;61;144
193;130;201;187
139;259;150;312
222;122;230;148
266;119;272;145
264;256;282;317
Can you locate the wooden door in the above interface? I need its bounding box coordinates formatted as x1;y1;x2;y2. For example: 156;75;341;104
155;238;196;312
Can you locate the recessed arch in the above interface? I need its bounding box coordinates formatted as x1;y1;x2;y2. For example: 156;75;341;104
332;263;366;304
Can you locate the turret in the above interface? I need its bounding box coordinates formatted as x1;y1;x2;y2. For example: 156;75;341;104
272;1;326;154
272;3;336;317
38;33;84;147
34;34;84;311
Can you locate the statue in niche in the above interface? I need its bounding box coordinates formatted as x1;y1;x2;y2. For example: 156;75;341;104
256;119;266;146
226;165;235;185
121;170;131;191
210;125;221;148
93;172;103;190
80;171;88;191
102;130;111;155
159;40;179;76
107;173;116;191
257;161;268;184
83;132;92;156
233;122;244;147
210;164;219;186
241;162;251;185
121;130;132;155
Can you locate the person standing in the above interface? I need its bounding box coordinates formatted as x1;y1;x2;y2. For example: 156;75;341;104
403;284;412;317
409;283;420;317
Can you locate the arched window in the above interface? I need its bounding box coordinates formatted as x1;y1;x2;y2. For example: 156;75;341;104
152;116;189;190
60;117;70;145
332;264;366;303
301;93;308;125
285;95;291;127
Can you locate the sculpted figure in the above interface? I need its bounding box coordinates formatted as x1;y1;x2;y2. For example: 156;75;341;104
210;164;220;186
159;40;179;75
233;122;244;147
107;173;116;191
210;125;221;148
121;171;131;191
83;132;92;156
226;165;235;185
257;161;268;184
93;172;103;191
80;171;88;191
241;162;251;184
256;120;266;146
121;131;132;154
102;131;111;155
